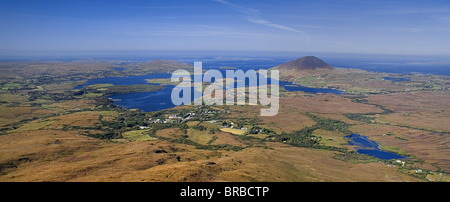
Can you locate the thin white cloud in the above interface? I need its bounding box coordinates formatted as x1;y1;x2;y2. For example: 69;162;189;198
213;0;307;36
247;18;304;34
122;29;297;40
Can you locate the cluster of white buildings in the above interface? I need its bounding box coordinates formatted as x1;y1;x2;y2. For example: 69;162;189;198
138;108;232;129
144;112;198;126
199;110;230;114
148;116;188;124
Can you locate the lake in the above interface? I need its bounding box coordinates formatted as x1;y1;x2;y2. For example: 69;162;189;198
345;134;406;160
74;61;343;112
280;81;343;95
383;77;411;82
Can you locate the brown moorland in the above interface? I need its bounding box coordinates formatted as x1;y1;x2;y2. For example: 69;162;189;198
1;59;449;182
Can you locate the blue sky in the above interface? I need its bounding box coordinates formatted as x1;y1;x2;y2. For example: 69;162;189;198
1;0;450;55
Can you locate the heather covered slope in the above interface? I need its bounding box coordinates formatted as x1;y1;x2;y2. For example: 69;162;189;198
272;56;334;78
275;56;334;71
1;60;449;182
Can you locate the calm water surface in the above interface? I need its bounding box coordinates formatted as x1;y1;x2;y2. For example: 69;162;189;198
75;61;343;112
345;134;406;160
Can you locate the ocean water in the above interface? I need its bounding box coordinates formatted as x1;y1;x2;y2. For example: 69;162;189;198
323;57;450;76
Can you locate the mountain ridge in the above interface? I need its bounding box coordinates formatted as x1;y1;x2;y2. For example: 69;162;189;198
275;56;334;71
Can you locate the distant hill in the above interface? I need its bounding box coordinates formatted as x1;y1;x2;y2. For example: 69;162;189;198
272;56;334;78
276;56;333;71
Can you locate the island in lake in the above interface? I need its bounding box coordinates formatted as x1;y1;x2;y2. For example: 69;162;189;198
0;56;449;182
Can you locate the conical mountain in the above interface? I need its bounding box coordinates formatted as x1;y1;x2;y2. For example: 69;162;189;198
272;56;334;78
275;56;334;71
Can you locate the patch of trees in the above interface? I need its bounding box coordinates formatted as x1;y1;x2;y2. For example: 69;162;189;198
305;113;352;135
249;126;275;135
273;127;318;148
332;151;375;162
93;97;122;111
192;124;207;131
28;91;75;101
122;111;148;128
344;113;375;124
267;113;356;155
89;130;122;139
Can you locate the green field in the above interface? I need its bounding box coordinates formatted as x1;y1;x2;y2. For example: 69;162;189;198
121;130;157;142
220;127;246;135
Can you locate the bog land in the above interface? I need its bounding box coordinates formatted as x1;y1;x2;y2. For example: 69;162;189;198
0;59;449;182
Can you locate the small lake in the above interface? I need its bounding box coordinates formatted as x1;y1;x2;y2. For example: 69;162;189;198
279;81;343;94
345;134;406;160
383;77;411;82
